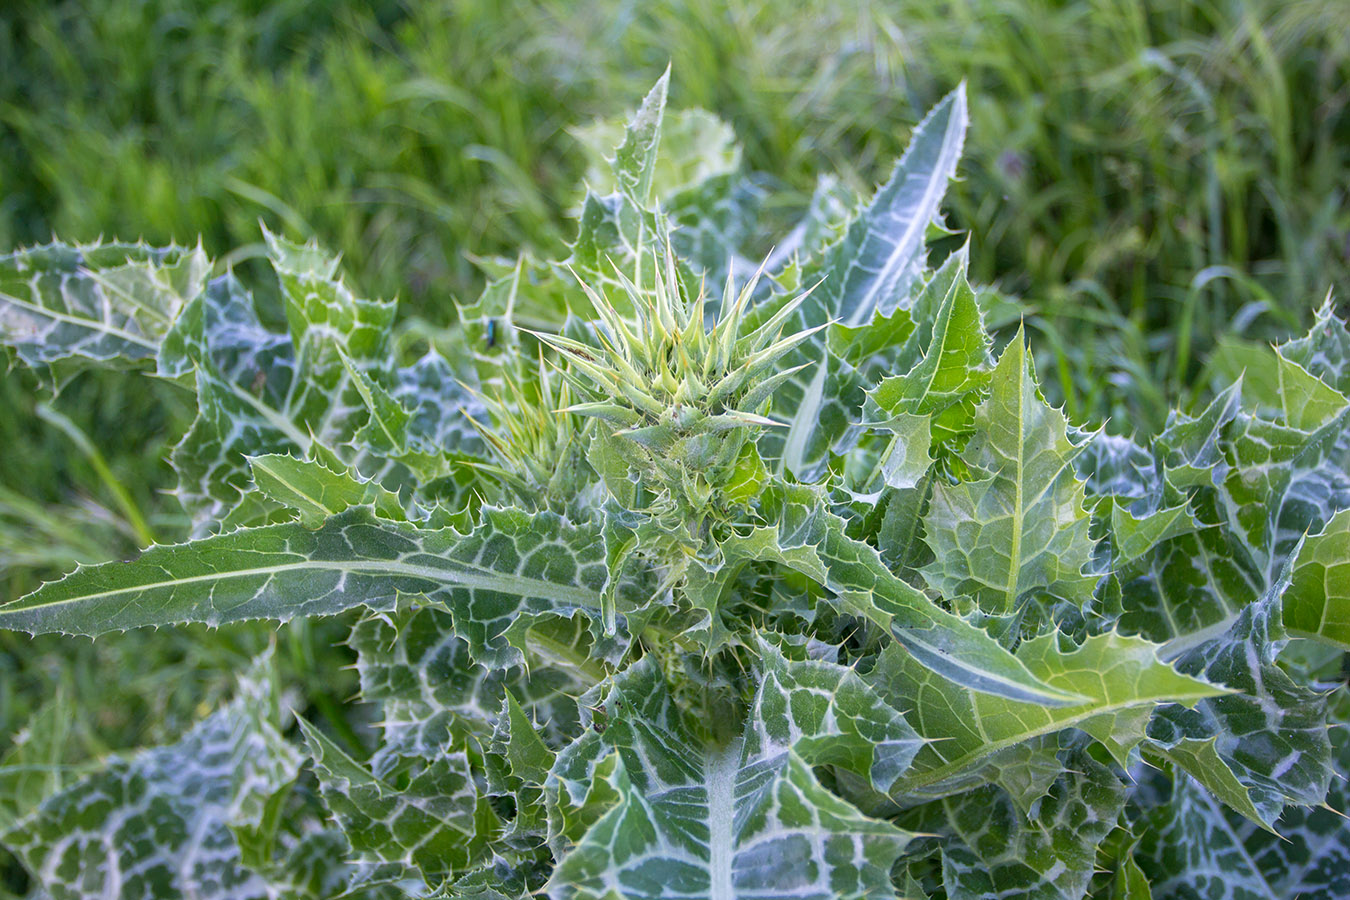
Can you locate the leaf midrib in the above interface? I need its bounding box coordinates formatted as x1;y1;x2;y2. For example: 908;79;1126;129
7;556;600;617
705;739;740;900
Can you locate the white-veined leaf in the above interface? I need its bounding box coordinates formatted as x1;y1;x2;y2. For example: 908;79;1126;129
865;630;1224;802
805;84;967;327
545;645;921;900
0;240;208;377
0;506;642;670
1;655;301;900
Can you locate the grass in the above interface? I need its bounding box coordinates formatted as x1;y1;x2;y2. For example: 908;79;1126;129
0;0;1346;810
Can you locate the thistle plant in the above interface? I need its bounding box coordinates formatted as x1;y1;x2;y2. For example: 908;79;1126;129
0;73;1346;900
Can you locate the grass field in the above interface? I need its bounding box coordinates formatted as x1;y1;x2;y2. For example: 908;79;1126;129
0;0;1346;854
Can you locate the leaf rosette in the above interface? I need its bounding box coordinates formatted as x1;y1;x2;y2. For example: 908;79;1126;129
0;71;1345;900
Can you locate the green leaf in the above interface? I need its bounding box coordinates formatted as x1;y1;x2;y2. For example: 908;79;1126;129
930;748;1126;900
1110;853;1153;900
0;692;71;833
1149;737;1270;830
0;506;628;668
775;344;865;481
163;234;479;534
870;411;934;493
865;255;991;455
1152;555;1332;822
352;608;580;851
546;650;919;900
0;240;207;376
1;656;301;900
569;191;651;287
1116;517;1261;652
573;106;741;202
499;691;556;786
866;630;1224;800
922;331;1096;619
1280;298;1350;391
1139;719;1350;900
980;735;1068;817
1109;502;1201;569
1134;776;1281;900
299;717;499;878
248;452;408;525
773;115;977;483
807;84;967;327
1283;507;1350;649
669;172;770;287
1156;380;1243;488
342;351;416;454
763;483;1087;706
1229;723;1350;900
350;607;504;759
1217;406;1348;583
1274;348;1348;431
613;67;670;206
392;349;489;458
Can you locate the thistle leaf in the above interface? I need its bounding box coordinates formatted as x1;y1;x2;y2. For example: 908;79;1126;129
865;258;990;454
299;717;499;878
866;630;1224;801
762;483;1087;706
921;332;1097;620
1149;737;1271;831
1140;724;1350;899
0;693;71;834
0;240;208;377
248;452;408;525
0;506;628;669
613;67;671;206
1282;506;1350;649
0;656;301;900
926;748;1125;900
806;84;967;327
545;651;919;900
1150;554;1332;824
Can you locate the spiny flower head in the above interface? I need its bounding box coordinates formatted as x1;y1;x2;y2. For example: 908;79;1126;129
532;241;824;523
461;352;590;511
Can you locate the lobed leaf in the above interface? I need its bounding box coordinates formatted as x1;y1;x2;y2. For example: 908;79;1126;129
1282;506;1350;649
300;718;499;879
866;630;1224;801
0;506;626;670
546;649;920;900
805;84;967;327
761;483;1087;706
1;656;301;900
921;331;1096;621
927;748;1126;900
0;240;208;376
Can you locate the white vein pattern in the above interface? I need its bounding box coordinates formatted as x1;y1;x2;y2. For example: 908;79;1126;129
301;722;495;878
545;648;922;899
0;241;206;371
0;505;634;673
769;85;968;480
935;747;1124;900
1;659;300;900
810;86;968;328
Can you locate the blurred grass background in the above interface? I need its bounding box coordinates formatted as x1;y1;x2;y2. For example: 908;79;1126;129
0;0;1347;818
